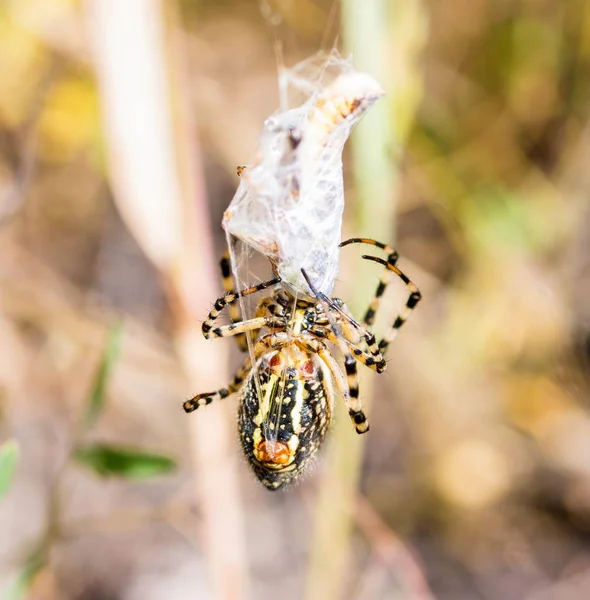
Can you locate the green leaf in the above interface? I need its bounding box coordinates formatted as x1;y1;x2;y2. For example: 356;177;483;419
0;440;19;500
74;443;176;480
2;546;45;600
83;321;124;429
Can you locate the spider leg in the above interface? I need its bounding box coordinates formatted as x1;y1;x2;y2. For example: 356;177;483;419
183;354;252;413
310;297;387;372
183;332;289;413
310;294;386;369
331;300;387;371
340;237;421;353
340;237;399;328
220;251;285;349
310;327;385;374
297;334;369;435
301;270;369;434
362;255;421;353
202;275;281;340
205;316;290;341
341;353;368;434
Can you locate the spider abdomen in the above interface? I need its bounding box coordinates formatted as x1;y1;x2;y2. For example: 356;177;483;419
238;347;334;490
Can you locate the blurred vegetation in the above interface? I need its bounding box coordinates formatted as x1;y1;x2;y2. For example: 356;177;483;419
0;0;590;599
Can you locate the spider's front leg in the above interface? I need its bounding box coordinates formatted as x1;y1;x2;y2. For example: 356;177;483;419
202;275;282;341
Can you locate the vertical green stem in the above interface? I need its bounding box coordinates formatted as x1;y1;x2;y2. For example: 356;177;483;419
342;0;397;243
305;1;393;598
305;0;427;598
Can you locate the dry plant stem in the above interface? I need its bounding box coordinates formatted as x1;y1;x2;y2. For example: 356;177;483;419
306;1;426;599
84;1;248;598
167;9;250;600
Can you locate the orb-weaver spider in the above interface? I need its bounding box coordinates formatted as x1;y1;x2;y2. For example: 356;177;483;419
183;238;421;490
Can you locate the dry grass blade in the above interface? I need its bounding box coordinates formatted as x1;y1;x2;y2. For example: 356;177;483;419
84;1;249;597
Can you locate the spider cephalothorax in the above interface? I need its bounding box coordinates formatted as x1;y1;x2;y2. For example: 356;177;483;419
183;238;421;490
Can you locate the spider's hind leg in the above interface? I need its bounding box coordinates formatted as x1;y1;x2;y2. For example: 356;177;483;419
183;354;252;413
183;331;290;414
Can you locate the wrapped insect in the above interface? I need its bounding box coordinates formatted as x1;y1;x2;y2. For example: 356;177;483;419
222;51;384;296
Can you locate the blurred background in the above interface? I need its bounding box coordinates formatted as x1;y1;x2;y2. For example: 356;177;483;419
1;0;590;599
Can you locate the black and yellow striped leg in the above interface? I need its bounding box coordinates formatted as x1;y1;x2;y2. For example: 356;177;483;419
316;329;386;374
362;255;421;354
183;332;290;414
301;271;369;434
315;301;387;372
342;354;369;434
333;301;387;370
340;237;399;327
183;355;253;413
297;334;368;434
340;237;421;353
219;253;285;351
202;275;281;339
205;317;272;341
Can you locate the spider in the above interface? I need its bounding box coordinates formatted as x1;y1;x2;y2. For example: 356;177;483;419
183;238;421;490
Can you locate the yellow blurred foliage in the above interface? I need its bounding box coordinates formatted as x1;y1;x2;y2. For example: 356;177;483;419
434;437;511;509
508;18;560;125
507;376;577;438
38;76;100;162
